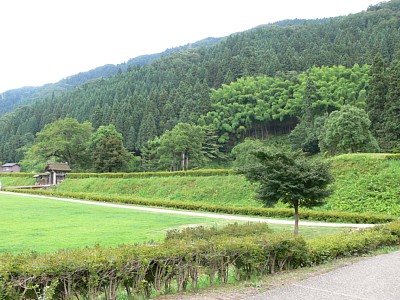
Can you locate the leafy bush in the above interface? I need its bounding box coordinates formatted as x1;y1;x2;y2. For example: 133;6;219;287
165;222;273;241
308;221;400;264
0;232;306;299
0;222;399;299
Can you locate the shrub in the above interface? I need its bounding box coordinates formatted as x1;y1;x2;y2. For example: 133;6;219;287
165;222;273;241
1;222;399;299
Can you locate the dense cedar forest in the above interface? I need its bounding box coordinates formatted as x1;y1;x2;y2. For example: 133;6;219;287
1;0;400;169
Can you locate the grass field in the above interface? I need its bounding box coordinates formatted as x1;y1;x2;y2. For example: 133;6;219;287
0;193;349;254
51;154;400;216
55;175;261;207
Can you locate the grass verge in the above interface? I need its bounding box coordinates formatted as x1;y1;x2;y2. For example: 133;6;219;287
0;193;348;254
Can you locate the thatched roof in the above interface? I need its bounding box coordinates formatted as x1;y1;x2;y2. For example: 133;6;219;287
44;162;71;172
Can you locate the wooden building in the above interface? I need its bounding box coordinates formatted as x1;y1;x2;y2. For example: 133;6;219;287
0;163;21;173
34;162;71;185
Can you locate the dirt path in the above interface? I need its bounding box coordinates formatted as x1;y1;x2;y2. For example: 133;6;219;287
0;191;373;228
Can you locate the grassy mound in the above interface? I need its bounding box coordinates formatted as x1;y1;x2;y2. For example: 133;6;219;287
2;153;399;216
325;154;400;215
54;175;261;207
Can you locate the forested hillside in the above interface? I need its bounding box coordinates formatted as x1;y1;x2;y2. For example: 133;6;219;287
1;0;400;166
0;37;222;117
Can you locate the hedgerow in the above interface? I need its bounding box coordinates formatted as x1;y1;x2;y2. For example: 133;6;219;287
165;222;273;241
68;169;234;179
5;189;396;224
0;172;34;178
0;222;399;299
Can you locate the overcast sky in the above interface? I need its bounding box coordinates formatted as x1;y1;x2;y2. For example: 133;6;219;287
0;0;384;93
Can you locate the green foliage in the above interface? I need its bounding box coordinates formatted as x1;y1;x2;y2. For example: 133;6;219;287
4;0;400;163
319;105;379;155
150;123;220;171
0;232;308;299
89;124;130;172
243;149;333;208
165;222;273;241
242;148;333;234
326;154;400;215
0;174;36;186
21;118;93;171
366;53;387;140
230;138;265;169
382;59;400;152
203;64;370;147
0;221;399;299
385;153;400;160
307;222;400;264
68;168;234;178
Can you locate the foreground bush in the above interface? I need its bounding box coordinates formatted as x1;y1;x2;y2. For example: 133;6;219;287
0;233;305;299
0;222;399;299
165;222;273;241
5;188;396;224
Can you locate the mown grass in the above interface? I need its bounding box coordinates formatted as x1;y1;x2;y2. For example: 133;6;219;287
0;193;348;254
55;175;261;207
0;175;36;186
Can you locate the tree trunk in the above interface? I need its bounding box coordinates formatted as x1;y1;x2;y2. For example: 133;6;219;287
181;152;185;171
294;200;299;236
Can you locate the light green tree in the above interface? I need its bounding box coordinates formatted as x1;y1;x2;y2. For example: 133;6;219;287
319;105;379;155
230;138;265;169
153;123;221;171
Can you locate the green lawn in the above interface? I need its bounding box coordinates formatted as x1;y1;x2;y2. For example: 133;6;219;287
55;175;261;207
0;193;349;254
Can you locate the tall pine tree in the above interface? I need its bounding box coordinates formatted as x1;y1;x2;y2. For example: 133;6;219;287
366;53;388;143
383;59;400;152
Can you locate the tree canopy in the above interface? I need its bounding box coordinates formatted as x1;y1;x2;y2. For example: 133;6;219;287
90;125;130;172
21;118;93;170
319;105;379;155
242;148;333;235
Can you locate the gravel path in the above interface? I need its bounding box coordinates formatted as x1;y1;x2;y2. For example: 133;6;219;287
246;250;400;300
1;191;373;228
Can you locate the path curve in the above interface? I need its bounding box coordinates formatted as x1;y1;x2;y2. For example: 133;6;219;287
0;191;373;228
246;250;400;300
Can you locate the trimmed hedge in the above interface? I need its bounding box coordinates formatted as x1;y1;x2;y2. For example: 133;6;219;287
0;222;399;300
0;172;34;178
0;233;306;299
68;169;234;179
385;153;400;160
308;226;398;264
165;222;273;241
5;189;396;224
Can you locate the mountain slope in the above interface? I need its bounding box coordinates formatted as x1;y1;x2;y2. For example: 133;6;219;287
1;0;400;163
0;37;223;116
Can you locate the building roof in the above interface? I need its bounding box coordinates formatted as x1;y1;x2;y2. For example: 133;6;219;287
44;162;71;172
1;163;20;167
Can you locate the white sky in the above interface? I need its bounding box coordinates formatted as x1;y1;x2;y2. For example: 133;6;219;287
0;0;384;93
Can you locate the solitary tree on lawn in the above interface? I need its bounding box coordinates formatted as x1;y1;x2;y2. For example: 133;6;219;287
242;148;333;235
